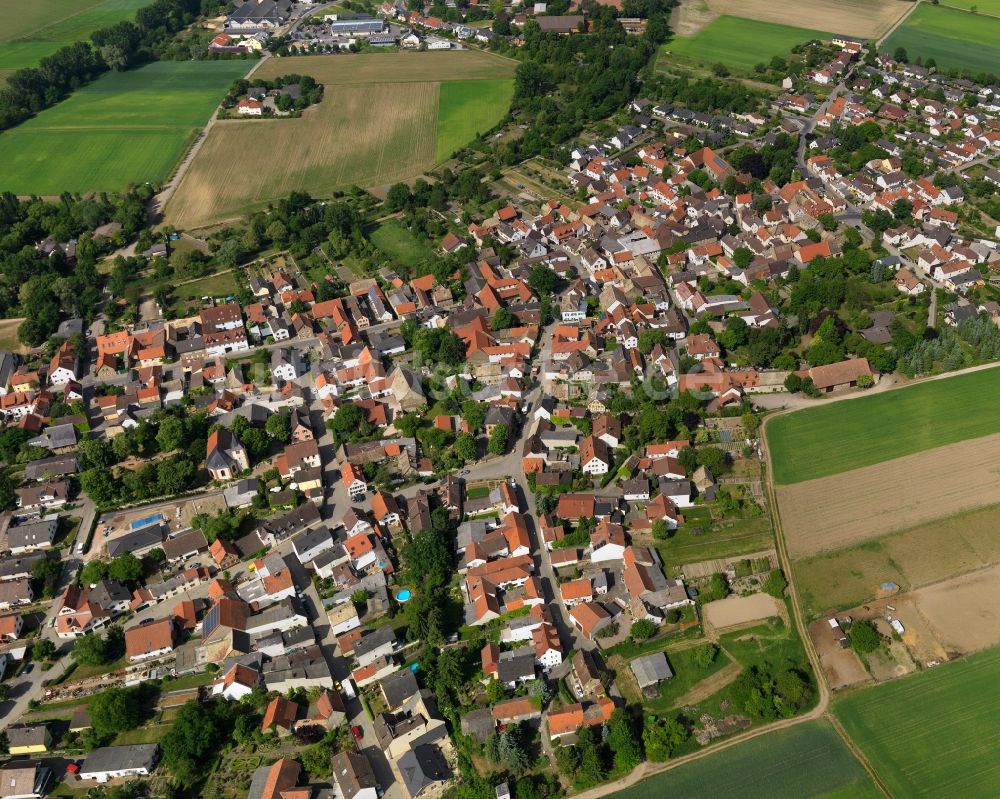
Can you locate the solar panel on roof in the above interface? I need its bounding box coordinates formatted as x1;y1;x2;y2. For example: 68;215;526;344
204;602;221;639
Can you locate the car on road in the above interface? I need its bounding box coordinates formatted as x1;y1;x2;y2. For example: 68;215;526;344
139;618;156;626
352;725;364;741
22;664;33;674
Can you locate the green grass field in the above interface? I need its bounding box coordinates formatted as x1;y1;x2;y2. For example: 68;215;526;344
0;0;152;77
660;16;832;72
611;720;881;799
767;369;1000;485
835;648;1000;797
941;0;1000;12
1;60;251;194
881;4;1000;75
436;78;514;161
369;219;437;268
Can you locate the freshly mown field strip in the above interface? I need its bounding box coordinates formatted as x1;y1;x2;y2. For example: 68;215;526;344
0;0;151;77
436;78;514;161
660;16;833;72
880;4;1000;74
706;0;911;39
767;368;1000;485
167;82;439;229
794;502;1000;616
1;60;252;194
253;50;517;84
778;433;1000;559
611;720;882;799
835;648;1000;797
168;51;518;229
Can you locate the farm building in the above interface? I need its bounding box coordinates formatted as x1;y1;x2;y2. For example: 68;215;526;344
630;652;673;691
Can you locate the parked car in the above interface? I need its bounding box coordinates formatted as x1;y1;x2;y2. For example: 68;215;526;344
352;725;364;741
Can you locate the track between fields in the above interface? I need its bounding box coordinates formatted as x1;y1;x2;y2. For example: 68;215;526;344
877;0;921;45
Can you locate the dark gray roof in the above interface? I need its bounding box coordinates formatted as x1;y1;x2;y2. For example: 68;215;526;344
80;744;158;776
0;552;47;579
106;524;166;558
29;423;77;450
292;525;334;555
379;668;419;709
497;647;535;683
88;580;131;609
354;626;396;659
24;455;78;481
460;707;495;742
631;652;673;688
8;516;57;550
398;744;450;798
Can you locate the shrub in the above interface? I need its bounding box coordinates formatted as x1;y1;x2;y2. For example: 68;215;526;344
630;619;657;641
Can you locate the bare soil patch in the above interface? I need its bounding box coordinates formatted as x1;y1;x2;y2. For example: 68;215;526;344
705;0;912;38
912;566;1000;655
809;619;871;689
778;433;1000;559
671;0;717;36
703;593;784;631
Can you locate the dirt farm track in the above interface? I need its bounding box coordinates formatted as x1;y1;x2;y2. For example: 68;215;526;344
777;433;1000;559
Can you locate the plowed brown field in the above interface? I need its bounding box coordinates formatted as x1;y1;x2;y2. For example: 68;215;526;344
706;0;912;39
778;433;1000;560
253;50;517;85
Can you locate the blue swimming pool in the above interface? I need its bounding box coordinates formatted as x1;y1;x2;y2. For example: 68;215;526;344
130;513;164;530
395;590;412;602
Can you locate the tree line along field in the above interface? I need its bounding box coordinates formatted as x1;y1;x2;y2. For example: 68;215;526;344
834;647;1000;797
612;720;882;799
765;368;1000;485
165;52;517;230
880;4;1000;75
0;0;152;84
659;16;833;73
1;60;253;195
